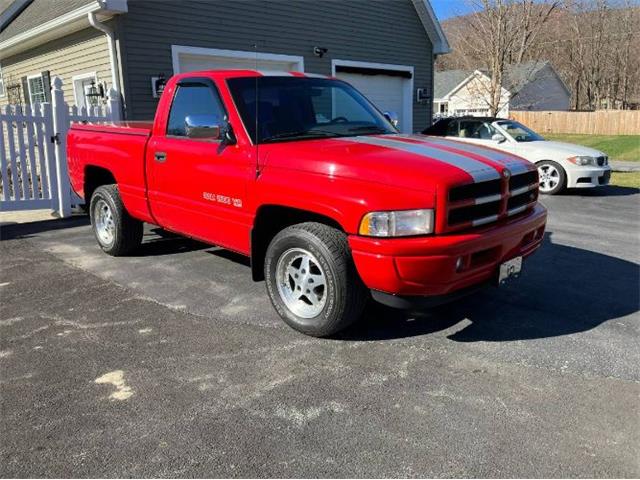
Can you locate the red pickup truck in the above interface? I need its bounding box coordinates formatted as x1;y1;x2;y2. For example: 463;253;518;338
68;70;546;336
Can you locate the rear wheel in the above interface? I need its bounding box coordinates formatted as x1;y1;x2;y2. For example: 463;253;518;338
537;160;566;195
90;184;143;256
264;222;367;337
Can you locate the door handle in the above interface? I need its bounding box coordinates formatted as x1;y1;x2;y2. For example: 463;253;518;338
154;151;167;163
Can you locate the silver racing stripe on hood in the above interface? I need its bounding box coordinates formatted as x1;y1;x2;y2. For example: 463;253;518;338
338;136;501;183
256;70;294;76
416;136;531;175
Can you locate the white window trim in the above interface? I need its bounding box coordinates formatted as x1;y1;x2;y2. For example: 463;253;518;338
27;73;46;104
331;59;414;133
71;72;98;107
171;45;305;74
0;64;5;98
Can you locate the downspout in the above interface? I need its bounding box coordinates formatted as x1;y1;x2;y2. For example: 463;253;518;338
88;11;122;119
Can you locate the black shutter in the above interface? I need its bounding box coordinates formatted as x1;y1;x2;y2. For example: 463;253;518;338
21;76;30;105
41;71;51;102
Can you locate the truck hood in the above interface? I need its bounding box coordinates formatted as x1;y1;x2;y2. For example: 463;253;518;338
525;140;605;158
262;134;534;192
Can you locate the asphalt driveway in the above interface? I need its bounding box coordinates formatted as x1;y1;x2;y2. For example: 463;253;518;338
1;185;639;477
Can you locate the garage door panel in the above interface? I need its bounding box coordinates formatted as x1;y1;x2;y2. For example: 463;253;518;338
179;54;296;73
336;72;407;132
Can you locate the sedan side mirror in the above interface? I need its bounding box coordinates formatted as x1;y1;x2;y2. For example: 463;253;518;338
185;115;222;140
383;111;399;128
492;133;506;143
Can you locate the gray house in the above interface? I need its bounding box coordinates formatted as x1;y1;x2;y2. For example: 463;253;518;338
0;0;449;133
433;61;571;117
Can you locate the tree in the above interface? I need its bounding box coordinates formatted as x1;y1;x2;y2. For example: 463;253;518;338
439;0;640;111
444;0;560;116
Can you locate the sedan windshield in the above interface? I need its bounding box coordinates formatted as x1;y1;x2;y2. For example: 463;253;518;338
227;76;397;144
495;120;544;142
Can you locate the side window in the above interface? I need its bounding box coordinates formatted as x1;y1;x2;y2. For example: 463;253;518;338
167;84;225;137
477;122;497;139
458;120;481;138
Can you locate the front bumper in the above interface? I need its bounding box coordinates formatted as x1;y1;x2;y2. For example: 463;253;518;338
349;204;547;299
567;165;611;188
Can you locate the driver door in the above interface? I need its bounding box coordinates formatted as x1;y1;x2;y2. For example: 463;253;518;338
146;80;253;253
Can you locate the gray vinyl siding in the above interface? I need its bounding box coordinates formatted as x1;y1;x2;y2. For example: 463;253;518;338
510;64;571;111
117;0;434;131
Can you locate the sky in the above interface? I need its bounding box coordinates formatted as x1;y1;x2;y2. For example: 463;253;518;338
430;0;476;20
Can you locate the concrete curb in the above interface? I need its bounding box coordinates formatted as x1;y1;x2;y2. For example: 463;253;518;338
611;167;640;172
610;161;640;173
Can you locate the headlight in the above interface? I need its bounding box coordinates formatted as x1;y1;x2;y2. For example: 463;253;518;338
568;155;596;166
359;209;434;237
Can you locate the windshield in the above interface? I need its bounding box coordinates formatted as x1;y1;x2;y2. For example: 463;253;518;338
496;120;544;142
227;76;397;144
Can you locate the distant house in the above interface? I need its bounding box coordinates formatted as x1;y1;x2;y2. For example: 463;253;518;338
0;0;450;132
433;61;571;117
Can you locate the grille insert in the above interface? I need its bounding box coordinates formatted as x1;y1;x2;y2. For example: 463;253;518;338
446;170;539;230
448;201;501;226
449;179;501;202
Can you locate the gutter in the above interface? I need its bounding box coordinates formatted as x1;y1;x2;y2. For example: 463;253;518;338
88;11;122;112
0;0;127;60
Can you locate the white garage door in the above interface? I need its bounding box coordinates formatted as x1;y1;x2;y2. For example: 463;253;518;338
178;54;298;73
172;46;305;75
336;71;409;132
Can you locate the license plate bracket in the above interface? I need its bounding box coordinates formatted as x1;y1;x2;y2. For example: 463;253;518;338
497;256;522;286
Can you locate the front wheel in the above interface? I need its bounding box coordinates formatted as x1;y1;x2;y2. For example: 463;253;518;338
264;222;367;337
537;160;566;195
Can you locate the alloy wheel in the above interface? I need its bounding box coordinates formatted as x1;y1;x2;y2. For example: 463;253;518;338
276;247;327;318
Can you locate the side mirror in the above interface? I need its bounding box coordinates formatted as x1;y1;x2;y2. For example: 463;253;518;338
383;111;399;128
185;115;222;140
492;133;506;143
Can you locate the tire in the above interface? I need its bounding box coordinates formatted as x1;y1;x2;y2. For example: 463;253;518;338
537;160;566;195
264;222;368;337
89;184;143;256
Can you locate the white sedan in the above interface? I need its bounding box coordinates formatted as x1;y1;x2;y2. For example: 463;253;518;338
423;117;611;194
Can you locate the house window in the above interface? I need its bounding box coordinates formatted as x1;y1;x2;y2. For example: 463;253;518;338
27;75;47;104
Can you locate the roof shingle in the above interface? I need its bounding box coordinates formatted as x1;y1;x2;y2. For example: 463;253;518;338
0;0;94;42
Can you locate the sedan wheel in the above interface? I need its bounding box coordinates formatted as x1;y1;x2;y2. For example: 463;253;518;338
537;161;566;195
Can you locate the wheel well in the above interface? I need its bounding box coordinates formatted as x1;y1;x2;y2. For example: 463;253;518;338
84;166;116;204
250;205;344;281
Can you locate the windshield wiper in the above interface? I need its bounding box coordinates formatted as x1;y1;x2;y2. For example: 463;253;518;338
348;125;389;134
262;130;339;143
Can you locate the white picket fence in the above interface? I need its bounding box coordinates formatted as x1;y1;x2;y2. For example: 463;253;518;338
0;76;120;217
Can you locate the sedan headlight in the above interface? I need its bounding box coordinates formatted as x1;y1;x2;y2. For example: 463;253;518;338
568;155;596;166
359;209;434;237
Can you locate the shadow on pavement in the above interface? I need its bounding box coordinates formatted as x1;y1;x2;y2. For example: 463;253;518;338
563;185;639;197
0;216;89;240
339;232;640;342
130;228;210;256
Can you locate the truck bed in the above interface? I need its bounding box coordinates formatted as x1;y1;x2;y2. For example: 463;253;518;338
68;121;154;223
70;121;153;137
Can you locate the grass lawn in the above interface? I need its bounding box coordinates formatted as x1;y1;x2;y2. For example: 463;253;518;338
610;172;640;189
544;134;639;162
